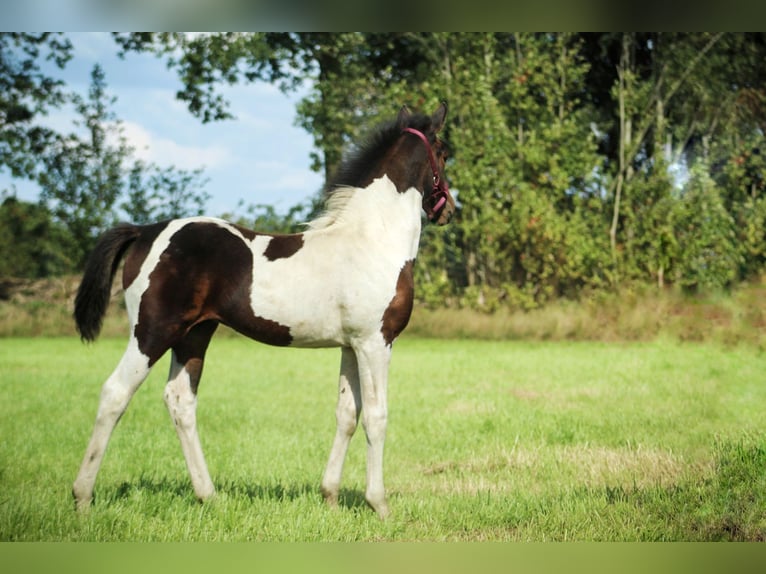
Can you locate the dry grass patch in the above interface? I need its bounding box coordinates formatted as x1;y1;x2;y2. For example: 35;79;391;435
554;444;705;487
408;280;766;345
419;444;699;496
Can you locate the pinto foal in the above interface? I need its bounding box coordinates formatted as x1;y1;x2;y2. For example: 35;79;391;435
72;103;454;518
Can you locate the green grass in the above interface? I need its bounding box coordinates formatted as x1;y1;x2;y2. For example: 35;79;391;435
1;336;765;541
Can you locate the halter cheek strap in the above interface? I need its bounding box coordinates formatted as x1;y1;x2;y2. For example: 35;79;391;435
402;127;449;219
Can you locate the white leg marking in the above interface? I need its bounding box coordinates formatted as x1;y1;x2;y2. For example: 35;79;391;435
164;353;215;501
72;338;151;510
354;337;392;519
321;347;361;506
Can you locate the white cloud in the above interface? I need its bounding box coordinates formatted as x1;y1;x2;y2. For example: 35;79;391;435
20;93;229;175
270;171;322;192
251;169;321;193
120;121;231;171
236;110;275;131
70;32;114;62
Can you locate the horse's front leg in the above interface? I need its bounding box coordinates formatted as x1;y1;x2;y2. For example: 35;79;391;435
321;347;361;507
354;338;393;519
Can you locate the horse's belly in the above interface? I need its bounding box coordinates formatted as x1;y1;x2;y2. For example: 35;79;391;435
248;270;399;348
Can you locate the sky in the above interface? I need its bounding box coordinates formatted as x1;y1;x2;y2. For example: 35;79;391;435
1;32;324;217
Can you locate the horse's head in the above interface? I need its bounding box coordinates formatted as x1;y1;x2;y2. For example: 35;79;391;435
397;102;455;225
323;102;456;227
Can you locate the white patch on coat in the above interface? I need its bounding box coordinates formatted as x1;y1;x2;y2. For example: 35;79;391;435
249;175;422;347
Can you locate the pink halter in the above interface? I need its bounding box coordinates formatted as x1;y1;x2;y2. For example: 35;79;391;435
402;127;449;220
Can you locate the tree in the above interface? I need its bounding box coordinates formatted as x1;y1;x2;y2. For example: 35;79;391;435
36;64;129;267
0;194;72;278
445;33;606;306
0;33;72;181
122;162;210;224
583;33;761;289
719;132;766;280
674;161;740;291
36;64;212;267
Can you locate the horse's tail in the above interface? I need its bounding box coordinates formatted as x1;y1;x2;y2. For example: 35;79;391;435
74;223;141;342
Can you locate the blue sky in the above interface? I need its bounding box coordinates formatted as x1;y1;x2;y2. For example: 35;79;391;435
1;32;323;217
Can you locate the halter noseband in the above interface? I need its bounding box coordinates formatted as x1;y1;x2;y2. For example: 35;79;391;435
402;127;449;220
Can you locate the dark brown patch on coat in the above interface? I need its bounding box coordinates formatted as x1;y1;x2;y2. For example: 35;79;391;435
231;223;258;241
171;320;218;394
381;260;415;346
264;234;304;261
132;221;292;365
122;221;170;289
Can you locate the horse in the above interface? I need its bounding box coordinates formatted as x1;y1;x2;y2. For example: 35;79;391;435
71;102;455;518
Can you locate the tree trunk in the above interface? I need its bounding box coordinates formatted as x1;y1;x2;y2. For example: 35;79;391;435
610;34;631;259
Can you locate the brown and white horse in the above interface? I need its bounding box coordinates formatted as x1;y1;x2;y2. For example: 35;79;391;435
71;103;454;518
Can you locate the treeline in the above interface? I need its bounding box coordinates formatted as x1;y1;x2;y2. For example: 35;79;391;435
2;33;766;310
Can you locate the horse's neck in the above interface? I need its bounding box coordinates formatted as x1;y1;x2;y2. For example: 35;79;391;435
315;175;423;261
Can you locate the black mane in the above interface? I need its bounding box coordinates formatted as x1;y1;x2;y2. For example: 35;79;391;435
324;111;434;195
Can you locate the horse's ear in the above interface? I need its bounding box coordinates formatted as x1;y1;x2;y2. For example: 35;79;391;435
431;101;448;132
397;105;411;128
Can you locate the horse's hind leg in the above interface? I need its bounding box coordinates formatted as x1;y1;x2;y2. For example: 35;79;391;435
321;347;362;507
72;339;152;511
164;321;218;502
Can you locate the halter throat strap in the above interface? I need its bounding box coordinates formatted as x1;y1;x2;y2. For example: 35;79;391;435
401;127;449;219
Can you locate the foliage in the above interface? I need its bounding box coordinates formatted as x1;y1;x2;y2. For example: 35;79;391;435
673;162;740;291
445;33;608;306
0;33;72;180
0;194;72;277
36;65;127;267
122;163;210;225
4;33;766;307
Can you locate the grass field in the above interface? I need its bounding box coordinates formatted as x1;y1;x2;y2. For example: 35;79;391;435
1;335;765;541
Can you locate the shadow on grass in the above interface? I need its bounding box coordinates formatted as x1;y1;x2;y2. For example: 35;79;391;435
101;475;369;512
217;480;369;511
100;475;197;505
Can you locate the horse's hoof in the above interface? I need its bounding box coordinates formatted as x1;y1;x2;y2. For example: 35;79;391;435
321;486;340;508
73;494;93;513
375;503;390;520
366;496;390;520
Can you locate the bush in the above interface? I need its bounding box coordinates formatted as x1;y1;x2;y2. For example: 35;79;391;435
674;163;741;292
